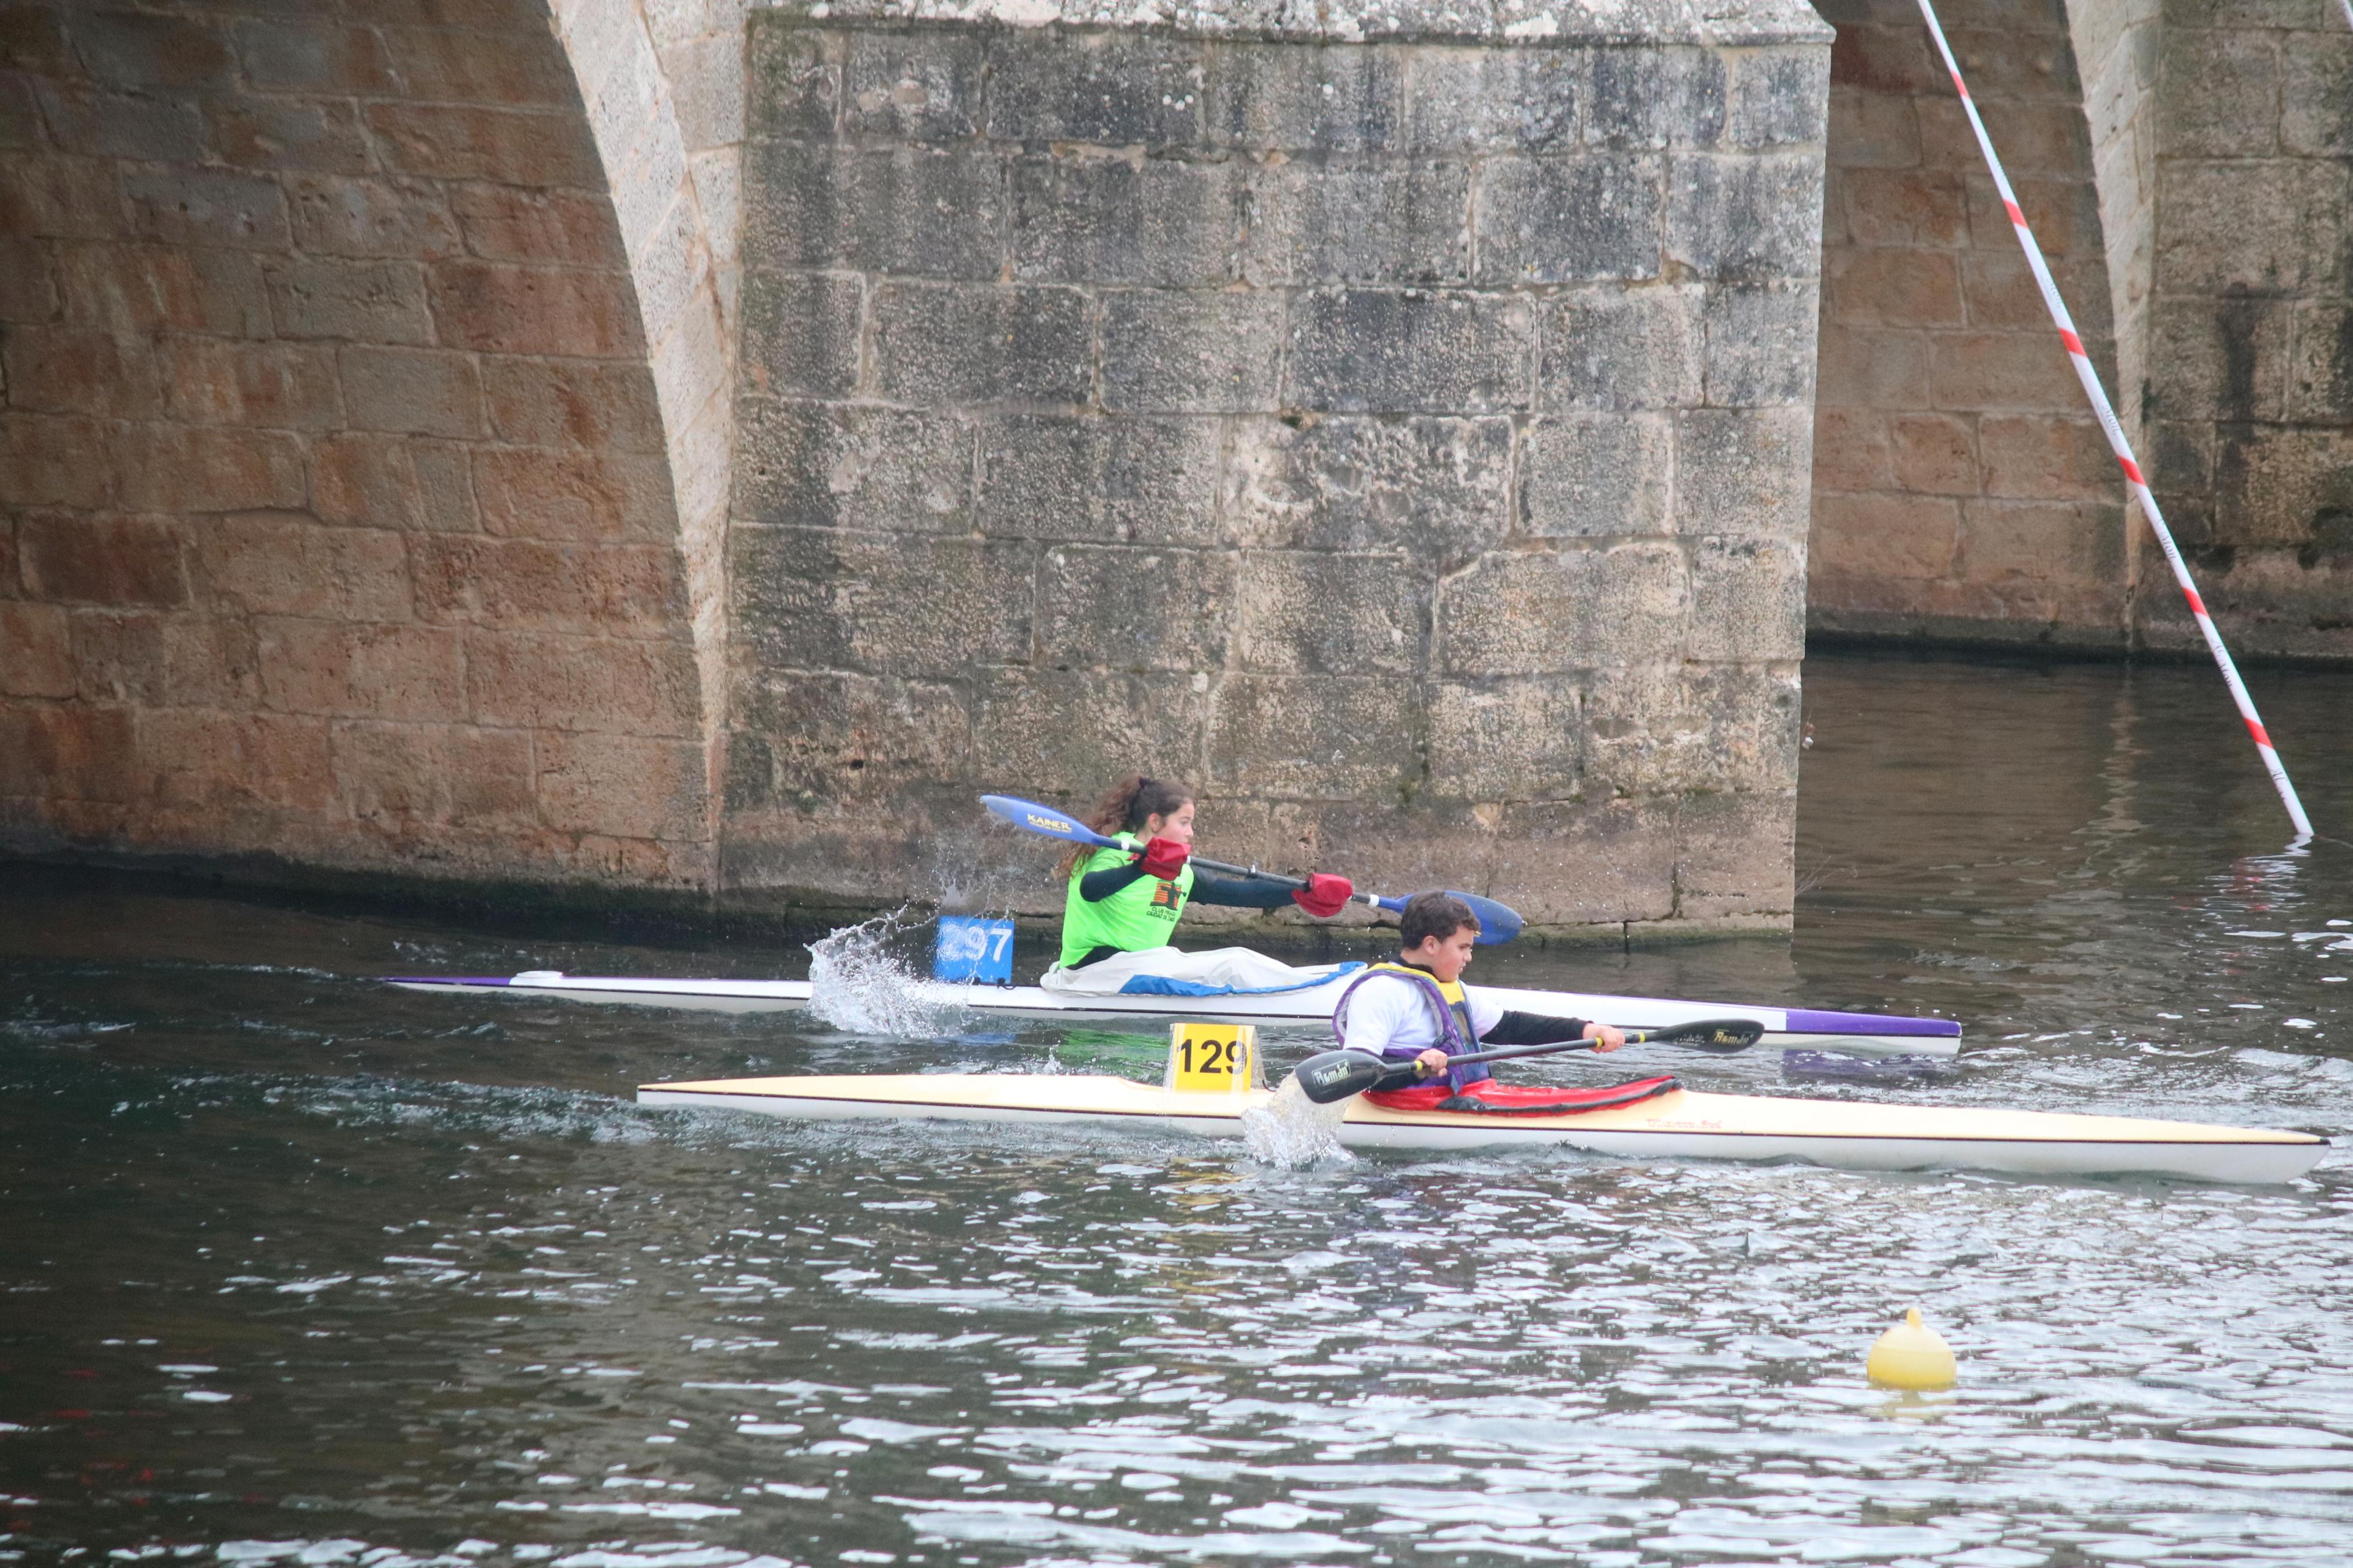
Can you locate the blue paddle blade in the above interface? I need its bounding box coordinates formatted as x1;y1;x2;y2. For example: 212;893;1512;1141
1365;890;1526;944
1453;891;1525;944
980;794;1119;850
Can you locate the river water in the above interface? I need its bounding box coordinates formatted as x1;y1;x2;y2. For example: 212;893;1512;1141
5;652;2352;1568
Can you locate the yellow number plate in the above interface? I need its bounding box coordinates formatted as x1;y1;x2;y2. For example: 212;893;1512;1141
1166;1021;1256;1094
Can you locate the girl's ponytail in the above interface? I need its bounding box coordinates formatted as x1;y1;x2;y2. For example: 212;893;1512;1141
1056;774;1192;880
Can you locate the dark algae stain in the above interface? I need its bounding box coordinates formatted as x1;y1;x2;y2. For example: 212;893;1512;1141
2213;292;2266;424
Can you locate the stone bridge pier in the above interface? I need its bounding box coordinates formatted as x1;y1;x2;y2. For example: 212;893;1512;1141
721;1;1830;932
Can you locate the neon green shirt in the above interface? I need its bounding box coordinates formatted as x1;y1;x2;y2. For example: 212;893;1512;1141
1057;833;1194;968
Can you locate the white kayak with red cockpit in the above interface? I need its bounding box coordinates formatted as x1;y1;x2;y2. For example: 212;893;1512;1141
634;1070;2328;1184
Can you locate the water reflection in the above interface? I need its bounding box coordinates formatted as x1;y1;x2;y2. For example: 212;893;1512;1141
3;652;2351;1565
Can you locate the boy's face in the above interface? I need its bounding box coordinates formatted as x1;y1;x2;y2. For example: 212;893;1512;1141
1404;925;1478;983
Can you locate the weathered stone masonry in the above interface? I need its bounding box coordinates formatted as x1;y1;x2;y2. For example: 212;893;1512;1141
1808;0;2131;646
0;0;731;894
2141;0;2353;662
1806;0;2353;662
721;1;1832;933
3;0;1834;936
9;0;2345;926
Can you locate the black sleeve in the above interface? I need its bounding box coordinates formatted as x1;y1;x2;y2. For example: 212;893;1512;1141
1479;1010;1590;1046
1187;868;1297;909
1077;862;1148;902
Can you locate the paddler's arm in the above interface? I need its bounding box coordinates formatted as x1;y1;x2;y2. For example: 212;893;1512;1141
1193;869;1354;918
1077;862;1150;901
1482;1011;1626;1052
1186;869;1295;909
1074;864;1293;908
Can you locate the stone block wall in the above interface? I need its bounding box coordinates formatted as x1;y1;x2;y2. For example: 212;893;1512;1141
1807;0;2132;647
722;0;1832;933
1808;0;2353;663
2140;0;2353;661
0;0;714;890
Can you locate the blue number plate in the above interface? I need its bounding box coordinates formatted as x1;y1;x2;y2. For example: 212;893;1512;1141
932;916;1015;985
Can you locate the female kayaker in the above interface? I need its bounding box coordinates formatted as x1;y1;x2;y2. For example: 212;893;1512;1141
1046;775;1354;986
1333;894;1680;1114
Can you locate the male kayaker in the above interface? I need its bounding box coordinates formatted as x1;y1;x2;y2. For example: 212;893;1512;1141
1041;775;1355;993
1335;894;1680;1114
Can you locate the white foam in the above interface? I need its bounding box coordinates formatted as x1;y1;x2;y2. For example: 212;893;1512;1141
1239;1076;1352;1167
805;911;968;1036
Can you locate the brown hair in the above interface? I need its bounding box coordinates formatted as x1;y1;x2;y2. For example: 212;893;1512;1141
1057;774;1193;880
1399;891;1481;949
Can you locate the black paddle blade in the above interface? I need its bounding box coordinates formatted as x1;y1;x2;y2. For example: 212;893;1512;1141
1293;1048;1393;1104
1640;1017;1767;1052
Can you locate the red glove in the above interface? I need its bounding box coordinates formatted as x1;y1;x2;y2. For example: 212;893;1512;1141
1137;836;1189;879
1291;873;1353;919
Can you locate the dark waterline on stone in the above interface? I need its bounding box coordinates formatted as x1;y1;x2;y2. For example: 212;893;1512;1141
3;652;2351;1566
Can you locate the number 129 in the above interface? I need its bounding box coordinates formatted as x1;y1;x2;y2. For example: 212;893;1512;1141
1181;1037;1237;1074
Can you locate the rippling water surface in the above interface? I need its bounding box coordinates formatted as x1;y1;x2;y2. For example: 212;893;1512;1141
5;653;2353;1568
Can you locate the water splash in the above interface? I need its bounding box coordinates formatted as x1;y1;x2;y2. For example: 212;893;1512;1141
1241;1074;1353;1167
805;909;968;1037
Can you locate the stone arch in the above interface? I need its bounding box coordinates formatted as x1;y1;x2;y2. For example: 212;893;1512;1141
1808;0;2353;662
0;0;736;895
549;0;743;837
1807;0;2133;649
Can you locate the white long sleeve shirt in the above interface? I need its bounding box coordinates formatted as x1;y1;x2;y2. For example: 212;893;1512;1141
1336;971;1503;1058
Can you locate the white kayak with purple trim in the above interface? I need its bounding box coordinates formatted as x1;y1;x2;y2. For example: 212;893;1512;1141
385;969;1964;1057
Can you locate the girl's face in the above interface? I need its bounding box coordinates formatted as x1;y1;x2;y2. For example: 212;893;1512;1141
1142;800;1196;844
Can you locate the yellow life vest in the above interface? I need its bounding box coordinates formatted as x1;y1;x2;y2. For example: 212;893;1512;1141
1333;961;1490;1087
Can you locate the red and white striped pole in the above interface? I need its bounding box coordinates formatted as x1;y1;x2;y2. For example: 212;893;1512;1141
1912;0;2314;840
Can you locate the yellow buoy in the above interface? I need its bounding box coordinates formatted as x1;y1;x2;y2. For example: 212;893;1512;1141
1866;1307;1957;1391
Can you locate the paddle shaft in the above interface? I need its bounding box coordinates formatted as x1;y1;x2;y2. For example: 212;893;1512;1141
1135;845;1519;937
1167;849;1378;913
1415;1021;1761;1074
1435;1037;1602;1070
1290;1016;1767;1102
